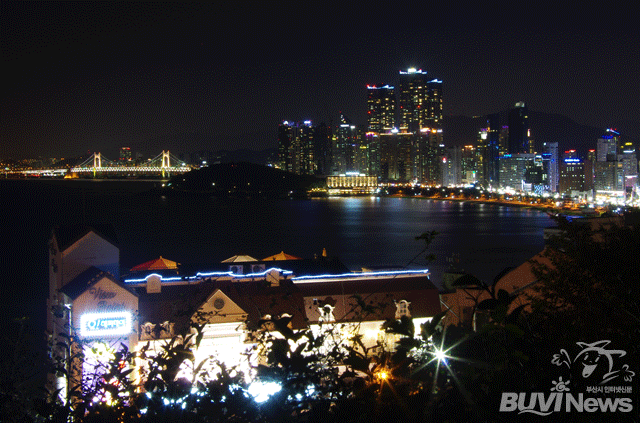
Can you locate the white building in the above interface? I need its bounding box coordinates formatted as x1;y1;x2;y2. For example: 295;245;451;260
46;225;440;400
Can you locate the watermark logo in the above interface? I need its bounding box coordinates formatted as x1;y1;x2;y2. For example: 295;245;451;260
500;340;635;415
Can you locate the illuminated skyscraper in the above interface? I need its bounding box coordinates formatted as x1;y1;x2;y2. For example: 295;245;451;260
332;114;359;175
398;68;443;132
379;131;413;181
618;140;638;189
477;114;501;188
507;102;530;154
119;147;132;162
594;129;625;192
559;158;586;194
597;129;619;161
543;142;559;192
367;85;396;133
278;121;294;173
278;121;317;175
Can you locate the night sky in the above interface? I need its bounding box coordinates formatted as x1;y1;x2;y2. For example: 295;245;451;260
2;2;639;159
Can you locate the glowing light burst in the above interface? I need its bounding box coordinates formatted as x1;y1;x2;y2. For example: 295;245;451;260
417;327;480;405
433;347;448;364
247;381;282;403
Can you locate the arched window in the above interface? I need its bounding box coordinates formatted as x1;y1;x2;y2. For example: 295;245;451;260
395;300;411;319
319;304;335;322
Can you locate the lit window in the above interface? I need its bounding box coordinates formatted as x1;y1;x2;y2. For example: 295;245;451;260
395;300;411;319
318;304;335;322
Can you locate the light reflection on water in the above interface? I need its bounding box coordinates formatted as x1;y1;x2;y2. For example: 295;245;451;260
3;180;554;295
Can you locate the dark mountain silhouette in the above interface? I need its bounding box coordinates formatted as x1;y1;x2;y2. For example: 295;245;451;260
444;111;638;156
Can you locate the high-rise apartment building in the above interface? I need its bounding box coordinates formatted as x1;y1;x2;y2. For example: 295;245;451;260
278;122;294;173
278;121;316;175
477;114;501;188
379;131;413;181
367;85;396;133
398;68;443;132
442;147;461;187
119;147;132;162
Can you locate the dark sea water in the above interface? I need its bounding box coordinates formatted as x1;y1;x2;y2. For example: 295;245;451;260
1;179;554;327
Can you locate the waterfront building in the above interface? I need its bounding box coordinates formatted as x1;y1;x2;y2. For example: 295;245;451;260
523;155;549;194
559;158;586;195
460;145;478;185
414;128;445;185
442;146;476;187
47;225;440;401
379;131;414;182
442;147;461;187
326;173;378;195
498;153;536;191
278;121;317;175
365;132;381;177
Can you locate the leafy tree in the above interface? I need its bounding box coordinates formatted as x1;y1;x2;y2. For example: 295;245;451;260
528;214;640;363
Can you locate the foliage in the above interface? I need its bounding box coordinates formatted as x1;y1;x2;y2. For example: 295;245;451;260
528;214;640;361
8;220;640;422
0;317;48;423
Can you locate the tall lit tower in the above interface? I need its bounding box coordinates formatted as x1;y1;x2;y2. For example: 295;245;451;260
543;142;559;192
119;147;132;162
278;121;294;173
367;85;396;133
507;102;530;154
398;68;443;132
597;128;619;161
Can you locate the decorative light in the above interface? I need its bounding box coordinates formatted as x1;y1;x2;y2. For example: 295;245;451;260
292;269;430;282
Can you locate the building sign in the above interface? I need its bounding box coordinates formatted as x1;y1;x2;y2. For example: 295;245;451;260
80;311;132;337
88;287;126;312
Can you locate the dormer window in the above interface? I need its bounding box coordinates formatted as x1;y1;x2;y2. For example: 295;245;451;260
395;300;411;319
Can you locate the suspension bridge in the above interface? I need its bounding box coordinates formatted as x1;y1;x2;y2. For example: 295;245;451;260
10;151;191;177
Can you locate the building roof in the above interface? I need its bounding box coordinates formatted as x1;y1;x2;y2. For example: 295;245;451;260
262;251;302;261
135;278;308;333
221;255;258;263
175;257;350;279
296;275;441;322
130;256;179;271
60;266;131;300
52;224;118;252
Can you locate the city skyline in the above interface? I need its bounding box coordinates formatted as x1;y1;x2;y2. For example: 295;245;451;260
2;2;639;159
